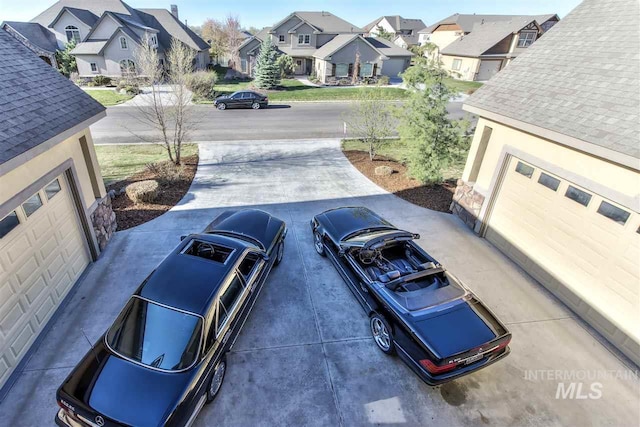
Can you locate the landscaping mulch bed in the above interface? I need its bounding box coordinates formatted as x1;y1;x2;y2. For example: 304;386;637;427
106;154;198;230
342;151;456;213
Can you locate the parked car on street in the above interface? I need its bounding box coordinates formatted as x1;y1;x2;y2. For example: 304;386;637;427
214;90;268;110
56;209;286;427
310;206;511;385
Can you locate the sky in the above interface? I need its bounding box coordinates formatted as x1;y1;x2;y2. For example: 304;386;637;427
0;0;583;29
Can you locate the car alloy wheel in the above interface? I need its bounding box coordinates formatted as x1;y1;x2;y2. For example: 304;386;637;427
314;231;326;257
370;314;395;355
207;360;226;402
274;240;284;266
217;103;226;110
251;102;260;109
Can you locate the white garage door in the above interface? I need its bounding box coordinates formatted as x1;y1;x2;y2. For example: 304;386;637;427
485;157;640;363
476;60;501;81
0;174;90;386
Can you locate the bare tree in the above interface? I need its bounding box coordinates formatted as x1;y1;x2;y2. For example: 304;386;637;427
345;90;397;161
134;35;197;165
224;15;243;70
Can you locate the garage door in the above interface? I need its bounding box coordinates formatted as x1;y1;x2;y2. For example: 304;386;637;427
485;157;640;362
381;58;408;78
476;60;502;81
0;174;90;386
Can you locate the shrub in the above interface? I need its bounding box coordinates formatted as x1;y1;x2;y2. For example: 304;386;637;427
377;75;390;86
145;161;187;182
93;75;111;86
125;180;159;203
186;71;218;100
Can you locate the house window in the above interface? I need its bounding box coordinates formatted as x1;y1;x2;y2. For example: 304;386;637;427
120;36;128;49
22;193;43;217
515;161;534;178
90;62;98;73
119;59;135;73
537;172;560;191
298;34;310;45
597;201;630;225
44;179;61;200
517;31;537;48
150;35;157;46
0;211;20;239
452;59;462;70
279;35;285;43
65;25;80;44
360;62;374;77
565;186;591;207
335;63;349;77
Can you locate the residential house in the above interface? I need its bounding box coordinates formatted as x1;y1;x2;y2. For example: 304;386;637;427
454;0;639;365
0;30;112;391
238;12;413;83
2;1;209;78
418;13;558;81
363;15;426;48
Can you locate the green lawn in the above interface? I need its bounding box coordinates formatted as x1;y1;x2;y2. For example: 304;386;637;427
341;138;465;181
196;79;409;103
85;89;133;106
442;78;483;94
95;144;198;185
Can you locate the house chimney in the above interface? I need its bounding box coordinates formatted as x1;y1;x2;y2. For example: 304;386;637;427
170;4;178;19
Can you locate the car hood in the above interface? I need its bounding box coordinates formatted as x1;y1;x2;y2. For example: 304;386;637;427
215;95;229;100
411;301;497;359
204;209;285;252
59;341;195;427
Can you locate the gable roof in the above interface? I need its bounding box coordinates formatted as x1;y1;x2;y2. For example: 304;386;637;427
31;0;136;26
464;0;640;161
312;33;360;59
441;18;539;57
1;22;59;53
313;34;413;60
394;33;419;46
49;7;99;28
71;26;140;55
137;8;209;51
364;16;426;33
0;29;104;166
272;11;362;34
420;13;557;34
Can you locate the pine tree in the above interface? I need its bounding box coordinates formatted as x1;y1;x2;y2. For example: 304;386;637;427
253;38;281;89
55;40;77;78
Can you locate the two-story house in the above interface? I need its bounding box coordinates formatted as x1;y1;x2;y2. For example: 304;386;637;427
363;15;426;48
1;0;209;78
418;13;559;81
238;11;413;84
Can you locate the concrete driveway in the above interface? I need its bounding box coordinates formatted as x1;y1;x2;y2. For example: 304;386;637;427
1;139;638;426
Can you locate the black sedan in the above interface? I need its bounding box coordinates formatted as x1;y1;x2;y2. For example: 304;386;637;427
214;90;268;110
56;209;286;427
311;207;511;385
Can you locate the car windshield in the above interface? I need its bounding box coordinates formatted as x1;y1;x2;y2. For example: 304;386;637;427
106;297;202;371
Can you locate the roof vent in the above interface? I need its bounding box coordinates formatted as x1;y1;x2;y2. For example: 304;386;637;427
170;4;178;19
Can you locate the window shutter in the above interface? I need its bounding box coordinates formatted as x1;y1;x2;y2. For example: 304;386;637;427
348;63;353;76
373;63;378;76
331;63;336;76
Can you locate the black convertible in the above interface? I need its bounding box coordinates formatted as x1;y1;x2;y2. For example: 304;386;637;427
56;209;286;427
311;207;510;385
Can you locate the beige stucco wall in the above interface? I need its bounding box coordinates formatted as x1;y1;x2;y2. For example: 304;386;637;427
0;128;105;210
441;55;479;81
430;29;462;52
463;118;640;204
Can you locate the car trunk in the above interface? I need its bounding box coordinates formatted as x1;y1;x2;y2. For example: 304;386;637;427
412;299;509;362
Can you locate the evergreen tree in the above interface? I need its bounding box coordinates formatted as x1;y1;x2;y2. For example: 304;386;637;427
55;40;77;78
253;38;281;89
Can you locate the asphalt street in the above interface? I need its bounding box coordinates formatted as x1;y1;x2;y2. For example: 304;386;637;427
90;101;472;144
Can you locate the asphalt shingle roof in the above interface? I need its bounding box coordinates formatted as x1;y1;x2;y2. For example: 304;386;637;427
289;11;362;33
465;0;640;160
1;22;59;53
440;18;534;57
421;13;556;34
0;30;105;165
365;37;414;57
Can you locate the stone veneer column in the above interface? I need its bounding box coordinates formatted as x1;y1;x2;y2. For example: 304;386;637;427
90;195;117;251
450;179;485;232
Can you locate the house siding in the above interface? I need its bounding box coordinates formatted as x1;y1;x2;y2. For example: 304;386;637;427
50;11;91;48
88;15;120;40
101;32;137;77
75;54;107;76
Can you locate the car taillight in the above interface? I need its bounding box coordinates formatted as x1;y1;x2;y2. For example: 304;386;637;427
493;338;510;352
419;358;457;374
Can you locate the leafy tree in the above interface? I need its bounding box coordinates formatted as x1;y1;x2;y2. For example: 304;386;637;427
345;90;397;161
397;73;469;184
55;40;77;77
201;19;226;63
276;54;294;77
374;25;395;41
253;38;280;89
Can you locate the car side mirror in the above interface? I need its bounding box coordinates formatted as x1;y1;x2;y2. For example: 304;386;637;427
262;253;270;261
413;233;420;240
